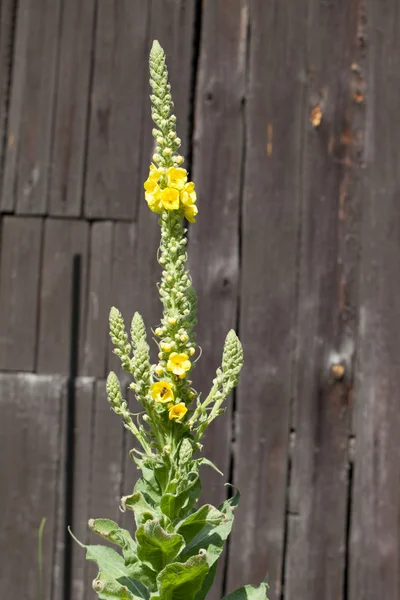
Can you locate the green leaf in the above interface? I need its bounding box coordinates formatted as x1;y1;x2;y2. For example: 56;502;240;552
222;583;269;600
121;492;161;526
156;553;209;600
193;560;218;600
85;545;149;600
89;519;138;566
161;472;201;522
176;505;226;543
197;457;223;476
134;466;162;507
178;492;239;567
136;519;185;572
93;570;135;599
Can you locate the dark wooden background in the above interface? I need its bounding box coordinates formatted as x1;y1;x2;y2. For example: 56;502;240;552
1;1;400;599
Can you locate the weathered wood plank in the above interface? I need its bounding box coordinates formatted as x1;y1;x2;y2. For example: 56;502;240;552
284;1;361;599
189;2;246;598
0;373;66;600
82;221;113;378
349;1;400;599
70;377;95;600
84;0;149;219
48;0;96;217
0;216;42;370
37;219;89;374
224;0;315;597
2;0;61;214
0;0;16;189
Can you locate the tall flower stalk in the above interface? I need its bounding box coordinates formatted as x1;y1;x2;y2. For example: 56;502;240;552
74;40;268;600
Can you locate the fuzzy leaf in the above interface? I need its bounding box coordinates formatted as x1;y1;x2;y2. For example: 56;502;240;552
178;491;239;567
134;466;162;507
197;457;223;476
136;520;185;572
89;519;137;565
93;570;135;599
222;583;269;600
85;545;149;600
121;492;161;526
193;560;218;600
156;553;209;600
176;505;226;543
160;472;201;522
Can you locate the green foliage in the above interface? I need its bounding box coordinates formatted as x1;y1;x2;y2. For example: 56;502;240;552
71;40;268;600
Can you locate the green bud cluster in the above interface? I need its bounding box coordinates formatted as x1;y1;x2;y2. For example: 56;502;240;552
109;307;131;372
130;312;152;406
149;40;183;169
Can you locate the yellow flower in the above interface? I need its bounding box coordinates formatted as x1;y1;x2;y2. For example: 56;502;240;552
181;182;197;206
144;179;162;213
168;402;188;421
183;203;198;223
166;167;187;191
160;187;180;210
151;381;174;404
149;163;164;182
167;352;191;377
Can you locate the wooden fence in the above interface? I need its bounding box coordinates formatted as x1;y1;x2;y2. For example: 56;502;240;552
0;1;400;599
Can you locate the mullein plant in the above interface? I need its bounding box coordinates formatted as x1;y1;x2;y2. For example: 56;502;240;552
73;41;268;600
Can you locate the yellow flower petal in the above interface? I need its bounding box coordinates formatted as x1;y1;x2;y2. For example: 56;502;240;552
166;167;187;191
149;164;164;182
184;203;198;223
144;179;163;213
181;182;197;206
151;381;174;404
167;352;191;376
168;402;188;421
160;187;180;210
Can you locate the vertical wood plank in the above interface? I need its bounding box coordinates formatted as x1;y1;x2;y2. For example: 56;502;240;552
349;2;400;599
48;0;96;217
84;0;149;219
0;373;66;600
70;378;95;600
82;221;113;378
0;0;16;188
37;218;89;374
0;216;42;370
189;2;246;598
227;1;306;598
2;0;61;214
284;1;361;599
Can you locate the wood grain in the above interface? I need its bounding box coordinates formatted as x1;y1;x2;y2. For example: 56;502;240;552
0;373;67;599
84;0;149;219
189;1;246;597
226;1;301;597
349;1;400;599
2;0;62;214
0;217;42;370
48;0;96;217
37;219;89;374
82;221;113;378
0;0;16;191
70;377;95;600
